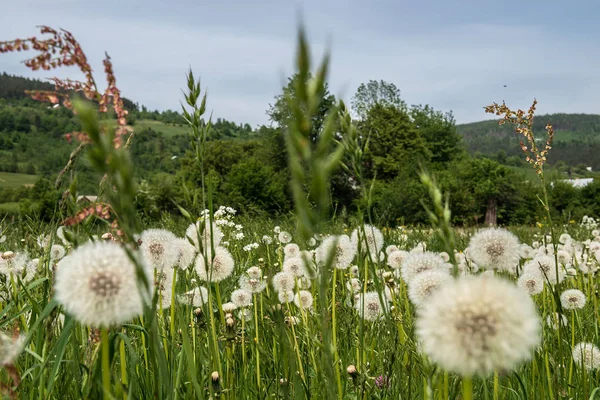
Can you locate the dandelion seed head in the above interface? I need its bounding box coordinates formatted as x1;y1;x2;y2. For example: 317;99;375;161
272;271;295;292
560;289;586;310
185;221;224;251
231;289;253;308
194;246;234;282
573;342;600;370
466;227;520;272
546;313;568;330
278;290;294;304
239;275;266;293
140;229;179;270
408;270;452;307
50;244;66;261
284;243;300;260
172;237;196;270
316;235;356;270
351;225;384;256
178;287;209;307
294;290;313;309
54;241;152;327
283;257;307;278
416;275;540;376
517;272;544;296
278;231;292;244
400;252;447;285
246;266;262;279
523;255;566;285
222;302;237;312
0;332;25;366
387;250;408;269
356;291;388;321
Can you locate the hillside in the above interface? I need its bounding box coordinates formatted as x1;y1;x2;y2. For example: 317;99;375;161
457;113;600;170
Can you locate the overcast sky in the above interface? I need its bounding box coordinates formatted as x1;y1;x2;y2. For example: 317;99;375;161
1;0;599;127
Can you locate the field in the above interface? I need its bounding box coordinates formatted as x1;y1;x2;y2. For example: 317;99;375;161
103;119;188;137
0;172;38;189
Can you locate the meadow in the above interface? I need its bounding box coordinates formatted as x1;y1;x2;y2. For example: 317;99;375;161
0;25;599;400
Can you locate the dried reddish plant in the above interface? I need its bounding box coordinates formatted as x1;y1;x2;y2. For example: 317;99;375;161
484;99;554;175
62;202;125;239
0;26;132;186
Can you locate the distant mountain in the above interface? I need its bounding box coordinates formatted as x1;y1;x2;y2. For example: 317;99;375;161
457;113;600;169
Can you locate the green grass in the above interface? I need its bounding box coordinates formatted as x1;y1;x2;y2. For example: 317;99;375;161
103;119;189;137
0;171;38;188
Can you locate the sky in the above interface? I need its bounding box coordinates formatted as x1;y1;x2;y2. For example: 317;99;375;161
1;0;599;127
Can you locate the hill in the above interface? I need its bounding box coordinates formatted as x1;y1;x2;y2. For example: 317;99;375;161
457;113;600;170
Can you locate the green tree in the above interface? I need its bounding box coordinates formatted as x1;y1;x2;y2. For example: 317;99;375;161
351;80;405;120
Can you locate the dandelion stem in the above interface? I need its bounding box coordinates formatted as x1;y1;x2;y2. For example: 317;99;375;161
253;294;261;391
101;328;111;399
462;376;473;400
170;268;177;339
119;334;127;399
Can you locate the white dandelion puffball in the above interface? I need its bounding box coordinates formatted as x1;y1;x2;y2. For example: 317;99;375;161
54;241;152;327
186;221;224;251
386;245;399;255
346;278;361;294
177;287;209;307
278;290;294;304
222;302;237;312
272;271;295;293
408;270;452;307
400;252;447;285
278;231;292;244
56;226;68;245
560;289;586;310
172;238;197;270
231;289;253;308
246;266;262;279
546;313;568;330
283;257;307;278
294;290;313;309
140;229;179;270
351;225;384;256
387;250;408;269
316;235;356;270
0;252;28;278
194;246;234;282
0;332;25;366
523;255;566;285
416;275;540;377
573;342;600;370
284;243;300;260
466;227;520;272
519;244;534;259
155;266;177;309
50;244;66;262
239;275;266;293
517;272;544;296
355;291;388;321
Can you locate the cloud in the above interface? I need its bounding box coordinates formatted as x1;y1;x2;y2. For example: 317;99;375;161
1;2;598;126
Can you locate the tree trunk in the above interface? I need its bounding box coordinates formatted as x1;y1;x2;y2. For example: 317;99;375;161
485;198;497;226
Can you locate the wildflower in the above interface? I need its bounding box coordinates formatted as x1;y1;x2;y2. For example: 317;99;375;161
557;250;571;265
346;365;357;375
385;245;399;255
346;278;361;293
140;229;178;270
416;275;540;376
222;302;237;312
238;308;252;321
186;221;224;251
246;266;262;279
172;238;196;270
239;275;266;293
349;265;359;276
283;257;307;278
355;291;388;321
278;231;292;244
572;342;600;370
37;234;51;249
307;237;317;247
231;289;253;308
400;252;447;285
351;225;384;256
408;270;452;307
523;255;566;285
466;227;520;273
0;332;25;365
517;272;544;296
54;241;152;327
284;243;300;260
177;287;209;307
274;226;281;234
278;290;294;304
316;235;356;270
194;246;234;282
0;252;29;280
387;250;408;269
559;233;571;244
272;271;295;292
546;313;568;330
155;268;176;309
519;244;534;259
50;244;66;262
261;235;273;245
294;290;313;309
234;232;244;240
560;289;586;310
375;375;390;389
